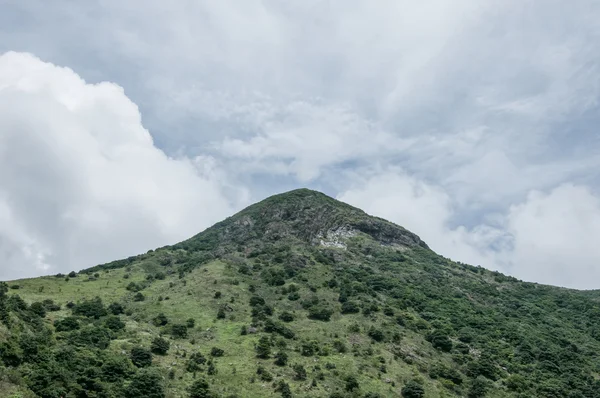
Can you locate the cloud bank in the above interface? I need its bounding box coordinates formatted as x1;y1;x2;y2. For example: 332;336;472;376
2;1;600;288
0;52;238;279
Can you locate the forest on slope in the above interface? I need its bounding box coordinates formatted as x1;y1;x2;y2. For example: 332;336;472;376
1;189;599;398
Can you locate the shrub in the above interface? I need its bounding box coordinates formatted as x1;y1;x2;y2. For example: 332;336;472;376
274;351;288;366
104;315;126;331
151;337;170;355
275;380;292;398
256;336;271;358
293;364;307;380
217;308;226;319
125;368;164;398
279;311;295;322
187;318;196;328
368;327;385;342
134;292;146;302
29;302;46;318
130;347;153;368
186;352;207;372
210;347;224;357
189;378;212;398
345;375;359;392
401;380;425;398
54;316;79;332
171;324;188;339
72;297;107;319
108;302;124;315
341;301;360;314
308;305;333;321
152;313;169;327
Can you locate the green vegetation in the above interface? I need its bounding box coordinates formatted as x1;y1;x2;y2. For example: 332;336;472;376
1;189;600;397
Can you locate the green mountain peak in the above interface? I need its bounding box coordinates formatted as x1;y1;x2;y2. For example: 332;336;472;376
1;189;600;398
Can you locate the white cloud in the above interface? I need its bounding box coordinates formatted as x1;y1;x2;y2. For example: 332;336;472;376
338;171;600;289
3;1;600;288
0;52;239;280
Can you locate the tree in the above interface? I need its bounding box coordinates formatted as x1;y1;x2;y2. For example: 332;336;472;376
345;375;359;392
189;378;214;398
341;301;360;314
72;297;107;319
217;308;226;319
186;352;207;372
256;336;272;358
293;364;307;380
274;380;292;398
134;292;146;302
279;311;294;322
307;305;333;321
151;337;170;355
130;347;153;368
54;316;79;332
153;313;169;327
104;315;126;331
101;356;134;382
126;368;165;398
68;271;77;278
274;351;288;366
108;302;125;315
186;318;196;328
172;324;188;339
29;302;46;318
468;376;490;398
401;380;425;398
210;347;224;357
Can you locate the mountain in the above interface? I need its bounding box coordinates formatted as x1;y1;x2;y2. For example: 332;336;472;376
1;188;600;398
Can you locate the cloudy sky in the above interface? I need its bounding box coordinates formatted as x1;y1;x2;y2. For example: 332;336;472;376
1;1;600;289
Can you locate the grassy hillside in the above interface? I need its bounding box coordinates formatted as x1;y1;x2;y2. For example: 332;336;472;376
1;189;600;398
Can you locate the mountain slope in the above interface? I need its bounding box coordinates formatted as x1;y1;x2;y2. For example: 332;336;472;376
1;189;600;398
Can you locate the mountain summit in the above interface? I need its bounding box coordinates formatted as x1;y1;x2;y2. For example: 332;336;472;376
176;188;428;254
2;189;600;398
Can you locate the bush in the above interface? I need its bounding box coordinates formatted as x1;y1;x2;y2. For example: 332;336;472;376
187;318;196;328
54;316;80;332
134;292;146;302
68;271;77;278
189;378;213;398
152;313;169;327
130;347;153;368
104;315;126;331
171;324;188;339
368;327;385;342
401;380;425;398
151;337;170;355
72;297;107;319
29;302;46;318
308;305;333;321
210;347;224;357
274;380;292;398
341;301;360;314
186;352;207;372
293;364;307;380
274;351;288;366
256;336;271;358
108;302;124;315
101;356;134;382
345;375;359;392
279;311;295;322
126;368;165;398
468;376;490;398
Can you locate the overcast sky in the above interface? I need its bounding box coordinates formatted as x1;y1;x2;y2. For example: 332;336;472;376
1;1;600;289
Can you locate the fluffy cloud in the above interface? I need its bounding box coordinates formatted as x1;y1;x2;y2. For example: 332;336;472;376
0;52;238;280
3;2;600;288
338;171;600;289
